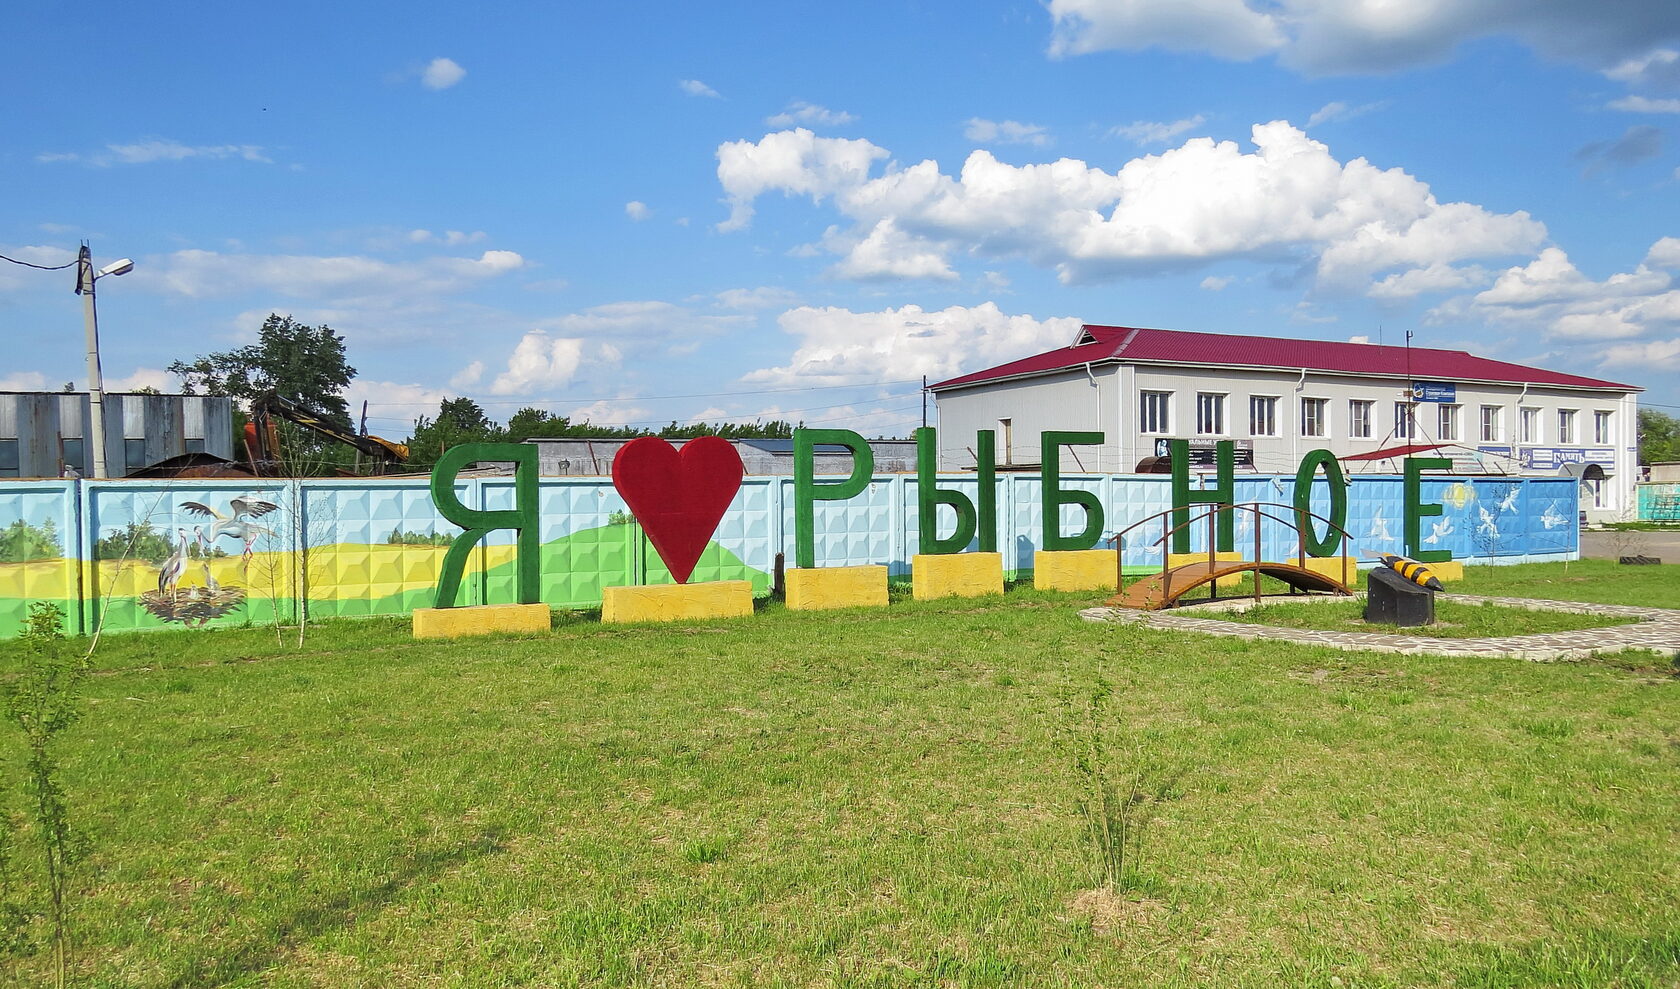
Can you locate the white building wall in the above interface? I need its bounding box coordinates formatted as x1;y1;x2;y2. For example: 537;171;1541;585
935;366;1121;472
936;361;1640;521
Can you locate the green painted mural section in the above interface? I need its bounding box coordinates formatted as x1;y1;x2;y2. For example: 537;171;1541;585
0;524;770;637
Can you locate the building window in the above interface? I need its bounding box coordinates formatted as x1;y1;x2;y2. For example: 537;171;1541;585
1520;407;1541;444
1139;392;1171;434
1300;397;1328;437
60;438;85;475
1558;409;1576;445
1349;400;1373;439
1195;393;1225;435
1395;402;1416;440
1480;405;1502;442
1438;403;1461;442
1593;411;1613;445
1249;396;1277;436
124;438;147;471
0;439;18;478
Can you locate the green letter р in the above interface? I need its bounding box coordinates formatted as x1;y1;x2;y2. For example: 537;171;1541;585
431;443;541;608
1041;431;1105;552
915;427;996;555
793;428;874;570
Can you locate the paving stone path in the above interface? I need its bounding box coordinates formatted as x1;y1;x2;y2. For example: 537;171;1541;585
1078;592;1680;662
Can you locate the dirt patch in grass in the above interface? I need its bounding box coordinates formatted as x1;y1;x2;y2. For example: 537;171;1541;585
1069;887;1168;934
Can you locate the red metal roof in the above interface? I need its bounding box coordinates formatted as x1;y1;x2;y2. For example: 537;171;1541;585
930;325;1638;392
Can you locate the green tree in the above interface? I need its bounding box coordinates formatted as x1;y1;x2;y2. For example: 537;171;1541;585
1639;409;1680;465
168;314;357;429
406;398;506;467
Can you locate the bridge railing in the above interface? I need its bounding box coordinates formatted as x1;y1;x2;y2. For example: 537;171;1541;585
1106;501;1355;606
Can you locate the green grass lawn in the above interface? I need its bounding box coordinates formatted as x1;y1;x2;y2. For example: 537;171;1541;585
0;562;1677;987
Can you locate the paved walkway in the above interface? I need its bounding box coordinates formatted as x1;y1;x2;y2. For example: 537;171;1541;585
1078;592;1680;661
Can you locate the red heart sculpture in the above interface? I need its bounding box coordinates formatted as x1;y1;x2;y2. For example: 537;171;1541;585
610;436;744;584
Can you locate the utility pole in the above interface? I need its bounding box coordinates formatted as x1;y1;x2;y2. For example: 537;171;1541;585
921;375;928;430
75;245;109;478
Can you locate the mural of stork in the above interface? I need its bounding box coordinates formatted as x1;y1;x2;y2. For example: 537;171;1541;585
181;494;279;562
156;526;191;599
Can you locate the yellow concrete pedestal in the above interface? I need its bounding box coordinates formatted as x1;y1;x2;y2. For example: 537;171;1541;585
912;552;1003;600
1301;556;1359;585
785;566;888;611
412;602;551;639
1167;551;1244;588
601;580;754;624
1428;560;1464;582
1033;549;1117;592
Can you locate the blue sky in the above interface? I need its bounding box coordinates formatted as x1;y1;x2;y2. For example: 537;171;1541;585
4;1;1680;438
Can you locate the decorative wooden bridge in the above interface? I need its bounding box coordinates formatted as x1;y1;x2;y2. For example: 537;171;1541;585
1107;502;1356;611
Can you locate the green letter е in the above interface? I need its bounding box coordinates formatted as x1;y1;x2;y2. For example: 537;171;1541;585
431;442;541;608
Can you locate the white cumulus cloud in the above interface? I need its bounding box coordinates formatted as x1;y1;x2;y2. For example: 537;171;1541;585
743;302;1081;387
715;122;1545;292
679;79;721;98
1430;241;1680;343
421;57;466;90
715;128;889;232
490;331;588;395
625;201;652;221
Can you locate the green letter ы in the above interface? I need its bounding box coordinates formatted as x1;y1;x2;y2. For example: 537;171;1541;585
793;428;874;570
431;443;541;607
915;427;996;555
1041;431;1105;552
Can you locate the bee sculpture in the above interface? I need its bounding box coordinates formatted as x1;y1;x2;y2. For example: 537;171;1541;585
1377;553;1444;591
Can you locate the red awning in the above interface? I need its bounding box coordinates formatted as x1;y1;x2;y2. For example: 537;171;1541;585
1338;443;1445;462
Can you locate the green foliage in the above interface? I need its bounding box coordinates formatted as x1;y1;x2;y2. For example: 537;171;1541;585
0;519;59;564
168;313;357;429
406;398;508;468
386;528;454;546
93;522;172;565
1061;678;1154;892
1639;409;1680;465
409;402;799;467
606;510;635;526
3;602;90;986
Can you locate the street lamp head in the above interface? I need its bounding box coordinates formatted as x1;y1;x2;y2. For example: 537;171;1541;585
97;258;134;278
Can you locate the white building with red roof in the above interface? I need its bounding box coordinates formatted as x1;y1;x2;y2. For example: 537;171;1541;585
929;325;1642;522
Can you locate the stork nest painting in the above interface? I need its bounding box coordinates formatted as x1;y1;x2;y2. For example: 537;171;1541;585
139;584;248;627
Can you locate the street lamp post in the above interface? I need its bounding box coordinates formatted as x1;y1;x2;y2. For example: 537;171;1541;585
74;246;132;478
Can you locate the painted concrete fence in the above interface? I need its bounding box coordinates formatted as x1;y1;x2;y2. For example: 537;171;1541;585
0;473;1579;637
1638;482;1680;521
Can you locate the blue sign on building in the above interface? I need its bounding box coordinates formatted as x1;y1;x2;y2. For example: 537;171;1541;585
1409;381;1456;402
1520;447;1616;470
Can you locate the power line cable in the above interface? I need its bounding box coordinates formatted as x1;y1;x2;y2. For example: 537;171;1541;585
0;251;76;271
